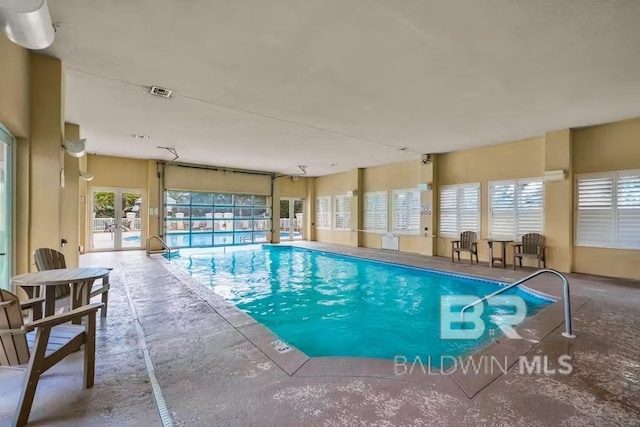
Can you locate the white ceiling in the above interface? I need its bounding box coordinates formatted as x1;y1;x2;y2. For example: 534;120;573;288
46;0;640;176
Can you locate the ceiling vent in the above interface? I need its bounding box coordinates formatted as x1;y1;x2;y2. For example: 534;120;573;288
149;86;172;98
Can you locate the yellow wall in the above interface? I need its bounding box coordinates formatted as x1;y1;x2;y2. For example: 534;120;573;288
85;155;153;250
436;137;545;265
572;118;640;279
0;35;30;137
315;171;354;245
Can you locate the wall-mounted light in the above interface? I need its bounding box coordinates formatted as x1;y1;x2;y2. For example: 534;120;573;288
416;183;432;191
346;190;358;197
63;139;87;157
544;170;566;182
79;171;94;181
0;0;55;49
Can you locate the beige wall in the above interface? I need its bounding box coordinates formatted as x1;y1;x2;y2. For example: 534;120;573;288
436;137;545;265
84;155;154;251
572;118;640;279
0;39;71;274
0;35;30;138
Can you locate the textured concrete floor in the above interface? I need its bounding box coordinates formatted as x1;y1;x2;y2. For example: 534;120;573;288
1;245;639;426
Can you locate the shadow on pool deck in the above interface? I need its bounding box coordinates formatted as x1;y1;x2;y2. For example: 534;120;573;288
1;244;639;426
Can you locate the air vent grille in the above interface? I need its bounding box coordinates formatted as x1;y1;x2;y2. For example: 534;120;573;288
150;86;172;98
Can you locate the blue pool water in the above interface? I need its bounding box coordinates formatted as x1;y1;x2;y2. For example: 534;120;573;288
172;246;552;363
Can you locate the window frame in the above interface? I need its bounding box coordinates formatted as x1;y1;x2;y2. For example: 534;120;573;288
488;177;544;240
438;183;481;238
575;169;640;250
391;188;421;235
363;191;389;233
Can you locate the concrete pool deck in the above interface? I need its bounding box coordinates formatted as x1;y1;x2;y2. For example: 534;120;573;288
1;243;639;426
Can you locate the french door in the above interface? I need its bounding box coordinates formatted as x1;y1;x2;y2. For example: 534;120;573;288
90;188;144;251
0;125;12;289
279;198;304;241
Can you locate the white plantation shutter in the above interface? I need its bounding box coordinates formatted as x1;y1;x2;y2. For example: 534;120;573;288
439;186;458;236
364;191;388;232
576;176;614;246
515;179;544;237
393;189;420;234
375;192;389;231
459;184;481;233
439;184;480;237
490;178;543;239
617;173;640;249
489;181;516;238
333;194;352;230
576;170;640;249
315;197;331;229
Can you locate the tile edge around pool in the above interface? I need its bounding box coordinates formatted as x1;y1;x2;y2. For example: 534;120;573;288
155;249;589;399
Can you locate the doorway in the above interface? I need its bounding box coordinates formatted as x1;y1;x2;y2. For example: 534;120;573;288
90;188;144;251
0;125;12;289
279;198;304;241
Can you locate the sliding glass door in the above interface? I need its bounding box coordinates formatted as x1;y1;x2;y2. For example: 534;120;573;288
0;125;12;289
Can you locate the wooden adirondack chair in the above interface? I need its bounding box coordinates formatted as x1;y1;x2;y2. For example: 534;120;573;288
32;248;110;317
513;233;546;270
451;231;479;265
0;289;102;426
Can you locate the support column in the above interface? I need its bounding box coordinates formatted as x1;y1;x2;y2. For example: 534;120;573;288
351;168;363;247
420;156;438;256
306;177;316;241
544;129;573;272
28;54;64;269
61;123;80;267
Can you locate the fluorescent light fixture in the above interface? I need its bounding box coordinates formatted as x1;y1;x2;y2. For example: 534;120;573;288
79;171;94;181
0;0;55;49
63;139;87;158
544;170;566;182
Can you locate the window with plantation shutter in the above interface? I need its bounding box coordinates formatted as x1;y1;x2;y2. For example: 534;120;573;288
489;178;543;239
392;189;420;234
364;191;388;232
315;197;331;229
333;194;352;230
439;183;480;237
576;170;640;249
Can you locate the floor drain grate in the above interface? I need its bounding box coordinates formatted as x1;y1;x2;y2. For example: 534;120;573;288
271;339;292;353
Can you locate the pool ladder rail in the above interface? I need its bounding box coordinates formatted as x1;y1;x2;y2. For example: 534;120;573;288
461;269;576;339
146;235;174;260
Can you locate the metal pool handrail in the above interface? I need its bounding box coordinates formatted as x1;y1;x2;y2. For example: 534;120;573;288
146;235;173;260
460;269;576;338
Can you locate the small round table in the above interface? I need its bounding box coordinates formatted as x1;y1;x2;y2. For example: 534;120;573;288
11;268;110;323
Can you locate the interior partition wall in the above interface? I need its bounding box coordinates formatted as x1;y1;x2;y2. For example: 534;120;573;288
164;190;271;248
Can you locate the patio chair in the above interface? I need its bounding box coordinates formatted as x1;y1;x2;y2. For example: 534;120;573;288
451;231;479;265
513;233;546;270
0;289;102;426
32;248;110;318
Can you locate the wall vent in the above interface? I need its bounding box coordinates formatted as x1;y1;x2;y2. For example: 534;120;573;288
150;86;173;98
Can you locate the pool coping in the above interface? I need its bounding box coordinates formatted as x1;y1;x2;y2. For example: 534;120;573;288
155;246;590;399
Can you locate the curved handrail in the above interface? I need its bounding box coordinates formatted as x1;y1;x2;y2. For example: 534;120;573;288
461;269;575;338
146;235;173;260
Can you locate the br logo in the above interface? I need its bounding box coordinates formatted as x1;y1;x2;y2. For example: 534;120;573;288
440;295;527;340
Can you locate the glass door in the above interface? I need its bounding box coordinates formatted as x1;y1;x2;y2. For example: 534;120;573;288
0;125;12;289
279;198;304;241
90;188;144;251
